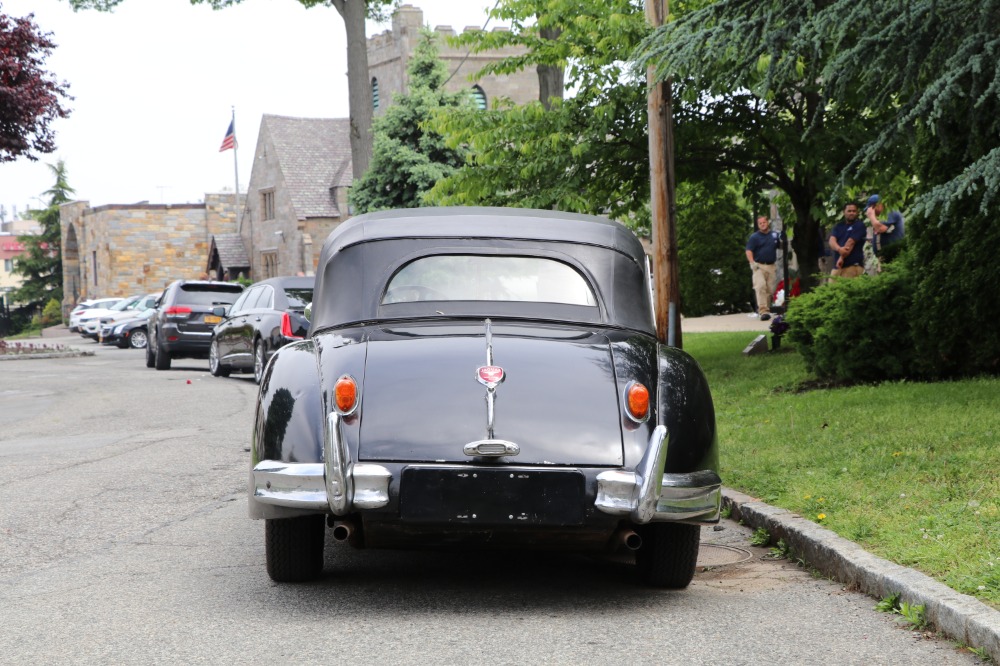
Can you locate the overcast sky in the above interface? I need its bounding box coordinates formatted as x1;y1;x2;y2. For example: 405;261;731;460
0;0;499;219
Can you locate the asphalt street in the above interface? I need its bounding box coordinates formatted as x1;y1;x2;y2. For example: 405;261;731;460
0;331;987;664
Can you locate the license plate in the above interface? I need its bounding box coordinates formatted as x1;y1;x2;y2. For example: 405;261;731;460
204;315;222;324
400;467;585;526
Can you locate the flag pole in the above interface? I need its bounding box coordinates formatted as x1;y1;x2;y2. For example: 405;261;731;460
231;106;240;216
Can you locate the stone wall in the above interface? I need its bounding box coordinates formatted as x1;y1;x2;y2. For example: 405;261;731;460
60;194;243;314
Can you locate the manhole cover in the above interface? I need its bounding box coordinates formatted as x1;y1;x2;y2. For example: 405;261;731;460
697;543;753;567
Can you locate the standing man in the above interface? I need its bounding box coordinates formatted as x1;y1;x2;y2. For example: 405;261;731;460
865;194;905;262
829;202;867;278
745;215;780;321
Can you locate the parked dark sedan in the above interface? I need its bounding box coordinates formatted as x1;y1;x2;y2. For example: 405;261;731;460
249;208;721;588
209;276;314;384
147;280;244;370
101;307;155;349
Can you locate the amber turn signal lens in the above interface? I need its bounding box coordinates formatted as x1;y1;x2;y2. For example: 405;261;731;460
626;382;650;421
334;375;358;414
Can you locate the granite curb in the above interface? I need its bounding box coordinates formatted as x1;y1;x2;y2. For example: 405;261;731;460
723;488;1000;661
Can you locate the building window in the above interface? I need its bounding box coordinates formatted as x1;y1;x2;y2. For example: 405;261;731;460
372;77;380;111
92;250;97;286
470;85;487;110
3;259;12;272
262;190;275;221
261;251;278;279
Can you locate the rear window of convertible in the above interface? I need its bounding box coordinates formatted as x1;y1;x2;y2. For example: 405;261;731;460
382;255;597;306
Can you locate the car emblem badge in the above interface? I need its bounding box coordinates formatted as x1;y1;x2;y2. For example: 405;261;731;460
477;365;505;389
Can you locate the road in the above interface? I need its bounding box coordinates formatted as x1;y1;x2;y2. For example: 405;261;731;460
0;338;981;664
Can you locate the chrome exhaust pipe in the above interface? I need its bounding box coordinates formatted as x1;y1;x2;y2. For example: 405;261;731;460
623;531;643;551
331;520;354;542
610;528;643;551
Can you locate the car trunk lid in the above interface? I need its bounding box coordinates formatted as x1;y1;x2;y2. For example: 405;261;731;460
358;321;624;466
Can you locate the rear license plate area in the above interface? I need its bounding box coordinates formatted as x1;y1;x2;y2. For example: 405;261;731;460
400;467;585;526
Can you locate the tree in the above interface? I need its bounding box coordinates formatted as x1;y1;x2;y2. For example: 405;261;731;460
816;1;1000;378
11;160;74;311
427;0;654;222
635;1;908;293
63;0;394;180
0;9;71;162
350;28;468;213
427;0;752;316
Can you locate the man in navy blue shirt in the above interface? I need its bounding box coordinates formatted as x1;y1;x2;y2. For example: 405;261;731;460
745;215;779;320
829;202;867;278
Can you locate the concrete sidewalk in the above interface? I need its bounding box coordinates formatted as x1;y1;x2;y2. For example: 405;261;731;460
682;311;775;333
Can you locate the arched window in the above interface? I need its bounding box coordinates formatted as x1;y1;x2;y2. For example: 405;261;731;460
470;85;487;110
372;77;380;111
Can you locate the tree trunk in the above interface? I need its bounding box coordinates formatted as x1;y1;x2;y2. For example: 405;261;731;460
537;26;564;110
333;0;374;181
789;196;823;294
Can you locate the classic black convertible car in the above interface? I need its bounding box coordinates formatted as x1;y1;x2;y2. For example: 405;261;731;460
249;207;721;588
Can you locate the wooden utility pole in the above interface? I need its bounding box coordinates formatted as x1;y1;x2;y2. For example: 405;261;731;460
645;0;681;348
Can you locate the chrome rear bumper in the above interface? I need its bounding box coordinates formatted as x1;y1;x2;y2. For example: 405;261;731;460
250;418;720;524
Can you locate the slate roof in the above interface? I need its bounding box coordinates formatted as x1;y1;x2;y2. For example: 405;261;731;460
263;115;353;219
211;233;250;269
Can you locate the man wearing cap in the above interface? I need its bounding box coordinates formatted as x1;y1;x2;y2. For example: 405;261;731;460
745;215;780;320
829;202;866;279
865;194;905;260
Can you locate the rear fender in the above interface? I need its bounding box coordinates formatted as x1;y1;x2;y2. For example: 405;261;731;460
252;340;324;467
656;345;719;474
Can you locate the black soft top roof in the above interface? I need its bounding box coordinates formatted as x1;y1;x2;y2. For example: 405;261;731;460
311;207;653;334
319;207;646;259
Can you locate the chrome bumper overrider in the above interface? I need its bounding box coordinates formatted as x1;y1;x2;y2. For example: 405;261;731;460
594;425;721;523
251;418;720;524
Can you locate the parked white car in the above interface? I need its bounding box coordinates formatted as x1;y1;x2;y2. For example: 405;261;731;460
69;297;124;332
79;294;157;339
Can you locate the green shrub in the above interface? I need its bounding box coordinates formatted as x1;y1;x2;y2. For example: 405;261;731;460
908;202;1000;378
41;298;62;327
785;263;915;381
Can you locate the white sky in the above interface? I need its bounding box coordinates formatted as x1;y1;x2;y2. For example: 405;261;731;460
0;0;499;218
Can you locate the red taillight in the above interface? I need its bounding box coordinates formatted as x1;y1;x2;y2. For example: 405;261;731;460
334;375;359;415
164;306;191;317
280;312;303;339
625;382;650;422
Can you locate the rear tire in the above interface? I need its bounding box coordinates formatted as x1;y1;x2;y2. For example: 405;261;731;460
265;515;326;582
145;337;155;368
154;339;171;370
209;338;230;377
635;522;701;588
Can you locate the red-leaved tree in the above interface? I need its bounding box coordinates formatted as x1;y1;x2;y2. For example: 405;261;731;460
0;8;71;162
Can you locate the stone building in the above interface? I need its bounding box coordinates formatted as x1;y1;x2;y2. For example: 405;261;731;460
237;4;538;278
238;116;352;279
59;194;243;313
58;4;539;298
368;4;538;114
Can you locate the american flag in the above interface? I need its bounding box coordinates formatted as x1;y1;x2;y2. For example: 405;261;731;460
219;119;237;152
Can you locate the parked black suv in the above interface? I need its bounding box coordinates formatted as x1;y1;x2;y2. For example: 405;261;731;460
146;280;244;370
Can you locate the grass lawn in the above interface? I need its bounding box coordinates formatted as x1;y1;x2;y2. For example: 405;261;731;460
685;332;1000;610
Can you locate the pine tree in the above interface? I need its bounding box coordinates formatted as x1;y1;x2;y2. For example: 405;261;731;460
349;28;469;213
11;161;73;310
